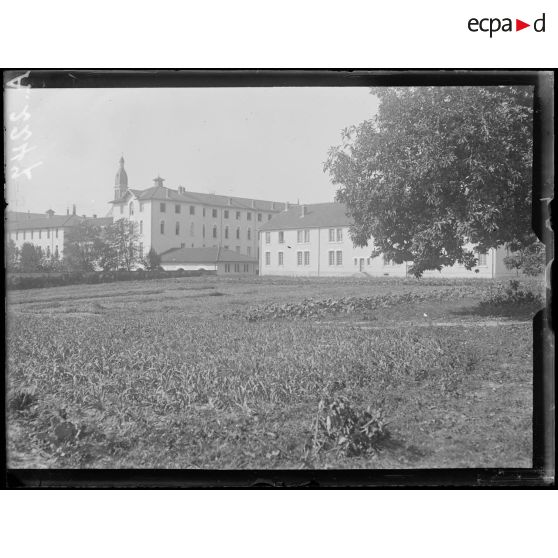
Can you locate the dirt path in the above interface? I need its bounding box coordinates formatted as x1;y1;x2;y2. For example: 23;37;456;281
317;319;529;329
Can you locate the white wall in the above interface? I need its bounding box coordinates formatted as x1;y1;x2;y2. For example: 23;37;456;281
260;226;500;278
9;226;65;258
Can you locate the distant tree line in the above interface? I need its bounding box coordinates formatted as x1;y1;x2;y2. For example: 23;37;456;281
6;218;162;273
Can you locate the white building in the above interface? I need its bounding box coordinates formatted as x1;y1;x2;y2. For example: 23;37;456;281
160;246;258;275
110;157;287;261
6;208;111;260
258;202;513;278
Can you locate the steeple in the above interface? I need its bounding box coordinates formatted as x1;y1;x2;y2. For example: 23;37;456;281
114;155;128;200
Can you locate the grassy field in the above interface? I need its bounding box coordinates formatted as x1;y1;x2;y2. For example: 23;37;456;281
6;275;542;469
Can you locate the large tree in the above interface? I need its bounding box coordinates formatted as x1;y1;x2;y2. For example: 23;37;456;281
103;218;141;271
324;86;534;277
19;242;44;272
64;220;106;272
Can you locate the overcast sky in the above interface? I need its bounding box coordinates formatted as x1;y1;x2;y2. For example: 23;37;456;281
6;87;379;217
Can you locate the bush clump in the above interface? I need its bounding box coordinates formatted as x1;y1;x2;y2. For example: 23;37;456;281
481;280;544;309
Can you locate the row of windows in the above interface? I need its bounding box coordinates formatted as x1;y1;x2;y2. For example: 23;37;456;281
123;201;273;222
15;228;59;241
158;221;253;240
264;228;343;244
264;251;311;266
224;264;251;273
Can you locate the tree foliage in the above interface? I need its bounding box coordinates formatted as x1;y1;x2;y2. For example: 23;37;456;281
324;86;534;277
6;238;19;270
103;218;141;271
19;242;44;272
504;240;545;276
143;247;162;271
63;221;106;272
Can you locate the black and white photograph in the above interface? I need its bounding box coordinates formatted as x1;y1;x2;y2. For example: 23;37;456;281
4;71;552;481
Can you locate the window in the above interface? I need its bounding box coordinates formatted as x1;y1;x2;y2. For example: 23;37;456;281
304;229;310;242
46;246;51;258
336;251;343;266
176;222;180;235
129;202;134;215
297;251;303;266
190;223;195;236
297;230;303;243
236;227;240;239
31;230;34;239
247;247;251;256
189;205;195;215
265;231;270;244
160;203;166;212
247;212;252;221
383;255;395;266
265;252;271;265
224;246;229;250
224;264;230;272
232;263;238;272
180;243;185;248
160;221;165;234
279;231;284;244
258;213;262;222
476;251;487;266
354;258;358;266
139;243;143;259
268;214;272;221
55;246;59;258
225;226;229;239
15;232;18;240
329;228;335;242
55;229;58;238
212;209;218;218
244;264;249;272
336;228;343;242
212;226;217;239
202;224;206;238
328;251;335;266
304;251;310;265
120;205;123;214
235;246;240;253
203;208;206;217
139;221;143;234
236;211;241;220
39;230;42;239
366;258;370;266
175;204;181;214
247;228;251;240
278;251;284;265
224;209;229;219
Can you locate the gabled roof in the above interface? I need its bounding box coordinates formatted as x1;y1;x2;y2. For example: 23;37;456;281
160;246;258;264
259;202;352;231
6;214;113;231
111;185;285;212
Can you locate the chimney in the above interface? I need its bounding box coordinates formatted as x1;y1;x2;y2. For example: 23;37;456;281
300;205;307;217
93;214;97;219
72;204;76;215
178;186;185;195
46;209;55;218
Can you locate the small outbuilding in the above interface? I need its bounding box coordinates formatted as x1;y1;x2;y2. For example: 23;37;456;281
160;246;258;275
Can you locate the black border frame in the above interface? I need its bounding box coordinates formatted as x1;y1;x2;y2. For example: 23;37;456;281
2;69;554;488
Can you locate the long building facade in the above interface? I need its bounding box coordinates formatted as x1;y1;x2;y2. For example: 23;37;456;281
109;157;287;262
258;202;514;278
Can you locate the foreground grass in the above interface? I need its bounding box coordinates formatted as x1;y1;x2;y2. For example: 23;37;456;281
6;276;538;469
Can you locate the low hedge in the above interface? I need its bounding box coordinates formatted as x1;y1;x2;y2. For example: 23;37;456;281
6;269;216;290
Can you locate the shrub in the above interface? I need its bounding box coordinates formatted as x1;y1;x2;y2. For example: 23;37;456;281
481;280;544;308
312;394;389;457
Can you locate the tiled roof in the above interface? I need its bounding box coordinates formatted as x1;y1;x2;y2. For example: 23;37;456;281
160;246;258;264
112;186;286;212
6;214;113;231
258;202;352;231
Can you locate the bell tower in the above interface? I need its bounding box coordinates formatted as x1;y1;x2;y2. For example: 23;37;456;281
114;155;128;199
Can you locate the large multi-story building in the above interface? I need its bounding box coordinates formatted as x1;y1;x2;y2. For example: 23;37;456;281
110;157;287;261
258;202;514;278
6;207;111;260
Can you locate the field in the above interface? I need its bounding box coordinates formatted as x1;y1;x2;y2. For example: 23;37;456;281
6;275;542;469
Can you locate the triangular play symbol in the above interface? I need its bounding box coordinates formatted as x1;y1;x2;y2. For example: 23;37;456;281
516;19;530;31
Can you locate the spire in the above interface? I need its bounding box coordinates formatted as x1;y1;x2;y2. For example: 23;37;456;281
114;155;128;200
